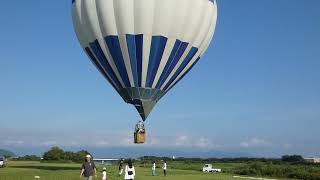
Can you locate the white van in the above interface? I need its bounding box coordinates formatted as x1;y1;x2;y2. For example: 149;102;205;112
0;156;5;168
202;164;221;173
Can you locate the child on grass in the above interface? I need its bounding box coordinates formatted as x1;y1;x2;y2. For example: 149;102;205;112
102;167;107;180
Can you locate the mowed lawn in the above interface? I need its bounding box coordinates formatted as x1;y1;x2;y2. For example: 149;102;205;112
0;161;234;180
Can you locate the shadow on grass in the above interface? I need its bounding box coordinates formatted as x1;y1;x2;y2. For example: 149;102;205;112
12;166;80;171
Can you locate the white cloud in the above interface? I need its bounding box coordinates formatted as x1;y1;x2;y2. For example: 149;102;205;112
41;141;58;146
283;143;293;149
2;127;319;156
96;140;110;147
172;135;221;150
147;136;161;146
119;135;135;146
3;140;24;146
0;127;223;151
70;141;80;146
0;128;219;150
195;137;211;149
240;138;272;148
175;135;190;146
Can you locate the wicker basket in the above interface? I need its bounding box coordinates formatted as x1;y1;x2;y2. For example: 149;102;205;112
134;131;146;144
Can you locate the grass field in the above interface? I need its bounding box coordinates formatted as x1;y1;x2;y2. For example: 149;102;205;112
0;161;236;180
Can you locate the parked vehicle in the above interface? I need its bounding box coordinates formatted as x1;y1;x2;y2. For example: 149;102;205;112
0;156;5;168
202;164;221;173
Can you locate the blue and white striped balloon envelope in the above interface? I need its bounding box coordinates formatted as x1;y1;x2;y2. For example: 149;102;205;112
72;0;217;121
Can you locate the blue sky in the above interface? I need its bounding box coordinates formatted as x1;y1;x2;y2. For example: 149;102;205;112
0;0;320;157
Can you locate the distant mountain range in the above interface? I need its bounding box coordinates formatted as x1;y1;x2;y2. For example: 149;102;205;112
84;147;252;159
7;146;252;158
0;149;16;157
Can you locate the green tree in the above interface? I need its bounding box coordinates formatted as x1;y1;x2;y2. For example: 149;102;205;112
43;147;65;161
281;155;305;163
73;150;90;163
42;147;91;163
18;155;40;161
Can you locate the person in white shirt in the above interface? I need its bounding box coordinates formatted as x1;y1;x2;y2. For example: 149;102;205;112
162;160;167;176
152;161;156;176
124;159;135;180
102;167;107;180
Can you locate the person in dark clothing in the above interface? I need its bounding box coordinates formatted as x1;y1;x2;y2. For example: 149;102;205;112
162;160;167;176
80;154;97;180
118;159;124;176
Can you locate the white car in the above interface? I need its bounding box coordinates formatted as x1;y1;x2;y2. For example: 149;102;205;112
0;156;5;168
202;164;221;173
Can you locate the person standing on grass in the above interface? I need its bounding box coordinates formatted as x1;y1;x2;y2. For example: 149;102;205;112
162;160;167;176
124;159;135;180
102;167;107;180
152;160;156;176
80;154;97;180
118;159;124;176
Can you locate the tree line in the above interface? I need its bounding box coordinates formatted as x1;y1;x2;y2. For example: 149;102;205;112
11;147;91;163
42;147;90;163
140;155;308;164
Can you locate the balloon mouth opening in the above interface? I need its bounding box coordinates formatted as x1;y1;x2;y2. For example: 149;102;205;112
119;87;165;121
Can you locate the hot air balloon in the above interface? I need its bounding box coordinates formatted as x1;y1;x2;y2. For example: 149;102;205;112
72;0;217;143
